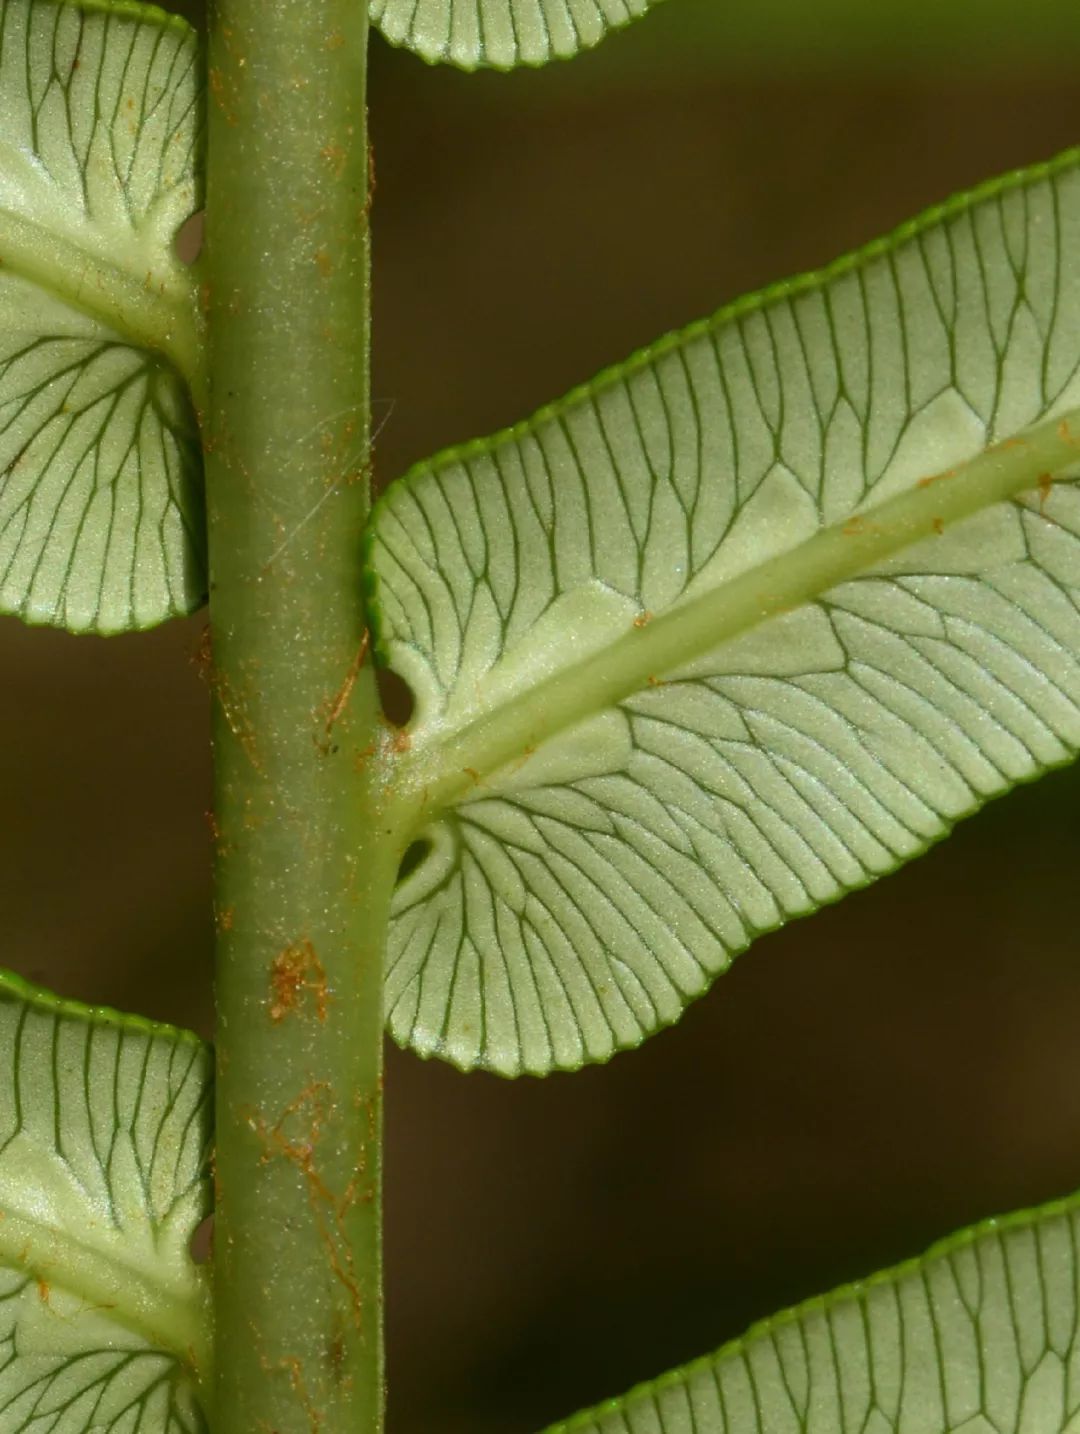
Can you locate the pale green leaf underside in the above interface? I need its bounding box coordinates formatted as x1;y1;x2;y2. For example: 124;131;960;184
370;0;664;70
542;1191;1080;1434
367;147;1080;1077
0;968;212;1431
0;0;205;633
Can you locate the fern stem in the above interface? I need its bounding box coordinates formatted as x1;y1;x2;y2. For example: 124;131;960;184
203;6;391;1430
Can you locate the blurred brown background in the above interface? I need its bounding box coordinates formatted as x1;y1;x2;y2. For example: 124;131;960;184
4;4;1080;1430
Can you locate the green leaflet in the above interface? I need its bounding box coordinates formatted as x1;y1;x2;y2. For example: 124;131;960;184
0;0;205;634
370;0;664;70
366;146;1080;1078
541;1191;1080;1434
0;968;212;1431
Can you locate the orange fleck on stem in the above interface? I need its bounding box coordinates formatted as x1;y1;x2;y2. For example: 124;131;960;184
916;468;956;488
842;514;887;536
269;940;330;1023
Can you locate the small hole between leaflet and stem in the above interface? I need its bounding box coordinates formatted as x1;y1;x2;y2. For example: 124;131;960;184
189;1213;213;1266
376;666;414;728
174;211;205;266
397;838;431;883
375;669;426;884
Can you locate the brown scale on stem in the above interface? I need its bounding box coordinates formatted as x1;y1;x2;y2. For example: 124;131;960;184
841;514;883;537
916;467;956;489
269;940;330;1023
281;1354;323;1434
255;1348;324;1434
316;631;369;755
210;661;264;773
244;1085;367;1333
321;141;347;177
352;739;377;773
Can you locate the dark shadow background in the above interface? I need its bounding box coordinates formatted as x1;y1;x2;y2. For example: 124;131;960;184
4;5;1080;1430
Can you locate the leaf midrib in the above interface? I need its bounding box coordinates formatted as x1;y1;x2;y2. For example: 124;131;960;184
0;1191;211;1391
402;406;1080;819
0;201;200;386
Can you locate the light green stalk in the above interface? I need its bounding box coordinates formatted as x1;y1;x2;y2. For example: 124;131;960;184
416;409;1080;811
203;5;395;1429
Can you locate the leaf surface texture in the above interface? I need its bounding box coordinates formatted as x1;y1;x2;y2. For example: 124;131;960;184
0;969;211;1431
370;0;663;70
367;149;1080;1076
542;1192;1080;1434
0;0;204;632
